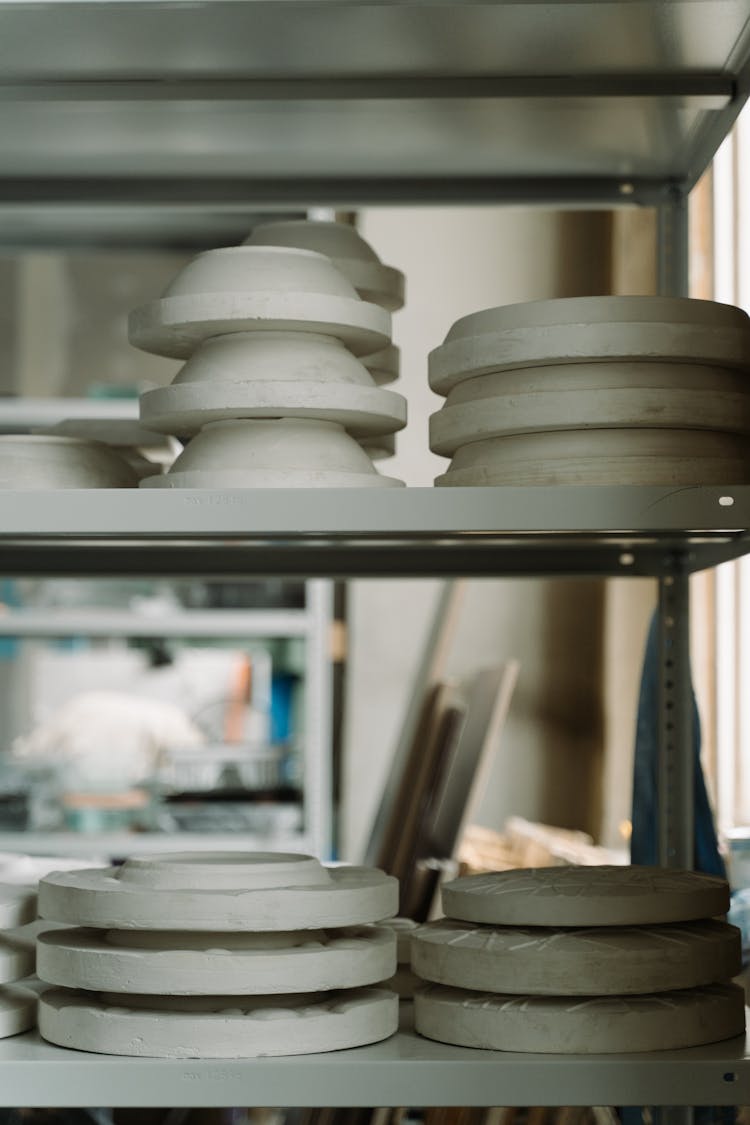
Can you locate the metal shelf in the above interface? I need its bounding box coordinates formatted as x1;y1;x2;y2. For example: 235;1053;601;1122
0;486;746;578
0;1021;747;1108
0;831;312;860
0;0;749;241
0;607;312;638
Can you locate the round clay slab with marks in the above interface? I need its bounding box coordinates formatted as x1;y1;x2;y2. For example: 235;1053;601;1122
429;296;750;393
429;362;750;455
434;428;750;487
39;986;399;1058
441;865;730;927
0;885;36;929
37;924;397;995
414;982;746;1054
411;917;741;995
0;986;37;1040
39;852;398;931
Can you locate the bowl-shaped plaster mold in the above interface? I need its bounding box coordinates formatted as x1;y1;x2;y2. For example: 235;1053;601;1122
129;246;390;360
246;220;405;312
0;885;37;929
39;986;399;1058
364;343;400;386
441;865;730;928
38;851;399;930
139;332;406;439
429;295;750;394
0;986;37;1040
37;924;397;995
0;436;139;489
434;427;750;487
140;419;404;489
411;917;741;996
429;361;750;456
414;982;746;1055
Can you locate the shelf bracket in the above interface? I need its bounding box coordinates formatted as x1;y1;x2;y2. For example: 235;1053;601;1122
657;572;695;869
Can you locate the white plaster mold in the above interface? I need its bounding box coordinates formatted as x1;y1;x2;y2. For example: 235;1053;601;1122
245;220;405;312
411;917;741;995
39;985;399;1058
129;246;390;360
0;885;37;929
440;866;730;927
0;933;36;985
364;344;400;386
414;982;746;1054
38;851;399;930
429;362;750;455
37;924;397;995
429;296;750;394
434;428;750;487
139;333;406;439
0;436;139;489
140;419;404;489
0;986;38;1040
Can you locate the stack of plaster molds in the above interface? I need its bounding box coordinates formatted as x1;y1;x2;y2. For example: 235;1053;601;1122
0;884;41;1038
428;296;750;486
412;865;746;1053
36;851;400;1057
129;237;406;488
245;220;405;460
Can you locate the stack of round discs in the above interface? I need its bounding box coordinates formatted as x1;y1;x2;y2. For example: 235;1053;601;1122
129;234;406;488
412;864;746;1054
35;851;400;1058
0;884;41;1038
428;296;750;486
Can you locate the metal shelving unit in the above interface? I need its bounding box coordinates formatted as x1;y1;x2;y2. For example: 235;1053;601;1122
1;0;750;1108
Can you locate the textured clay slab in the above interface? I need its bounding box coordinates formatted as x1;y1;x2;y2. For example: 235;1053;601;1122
441;865;730;927
39;852;399;931
429;321;750;392
129;293;390;361
411;917;741;995
429;362;750;455
0;986;37;1040
414;982;746;1054
139;381;407;439
39;986;399;1058
37;924;397;995
0;885;37;929
434;427;750;487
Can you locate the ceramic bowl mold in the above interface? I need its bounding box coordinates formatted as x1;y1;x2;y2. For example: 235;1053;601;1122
139;332;407;439
246;220;405;311
0;436;139;489
140;419;404;489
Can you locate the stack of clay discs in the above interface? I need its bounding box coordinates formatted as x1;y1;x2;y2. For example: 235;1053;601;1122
412;864;746;1054
35;851;400;1058
0;884;41;1038
428;296;750;486
129;230;406;488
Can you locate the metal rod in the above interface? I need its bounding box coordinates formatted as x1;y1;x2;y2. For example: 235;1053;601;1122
657;573;695;868
657;187;690;297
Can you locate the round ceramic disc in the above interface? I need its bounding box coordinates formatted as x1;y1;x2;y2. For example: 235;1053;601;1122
364;344;400;385
429;362;750;455
37;925;397;995
414;982;746;1054
0;986;37;1040
139;381;407;439
129;293;390;360
0;436;138;490
0;933;35;986
39;852;399;931
411;917;741;995
39;986;399;1058
441;866;730;927
434;428;750;487
0;885;36;929
430;324;750;394
141;467;404;489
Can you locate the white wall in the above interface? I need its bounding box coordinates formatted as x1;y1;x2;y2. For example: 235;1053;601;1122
341;207;610;861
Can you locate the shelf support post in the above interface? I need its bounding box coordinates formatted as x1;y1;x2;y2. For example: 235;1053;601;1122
657;572;694;869
657;186;689;297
